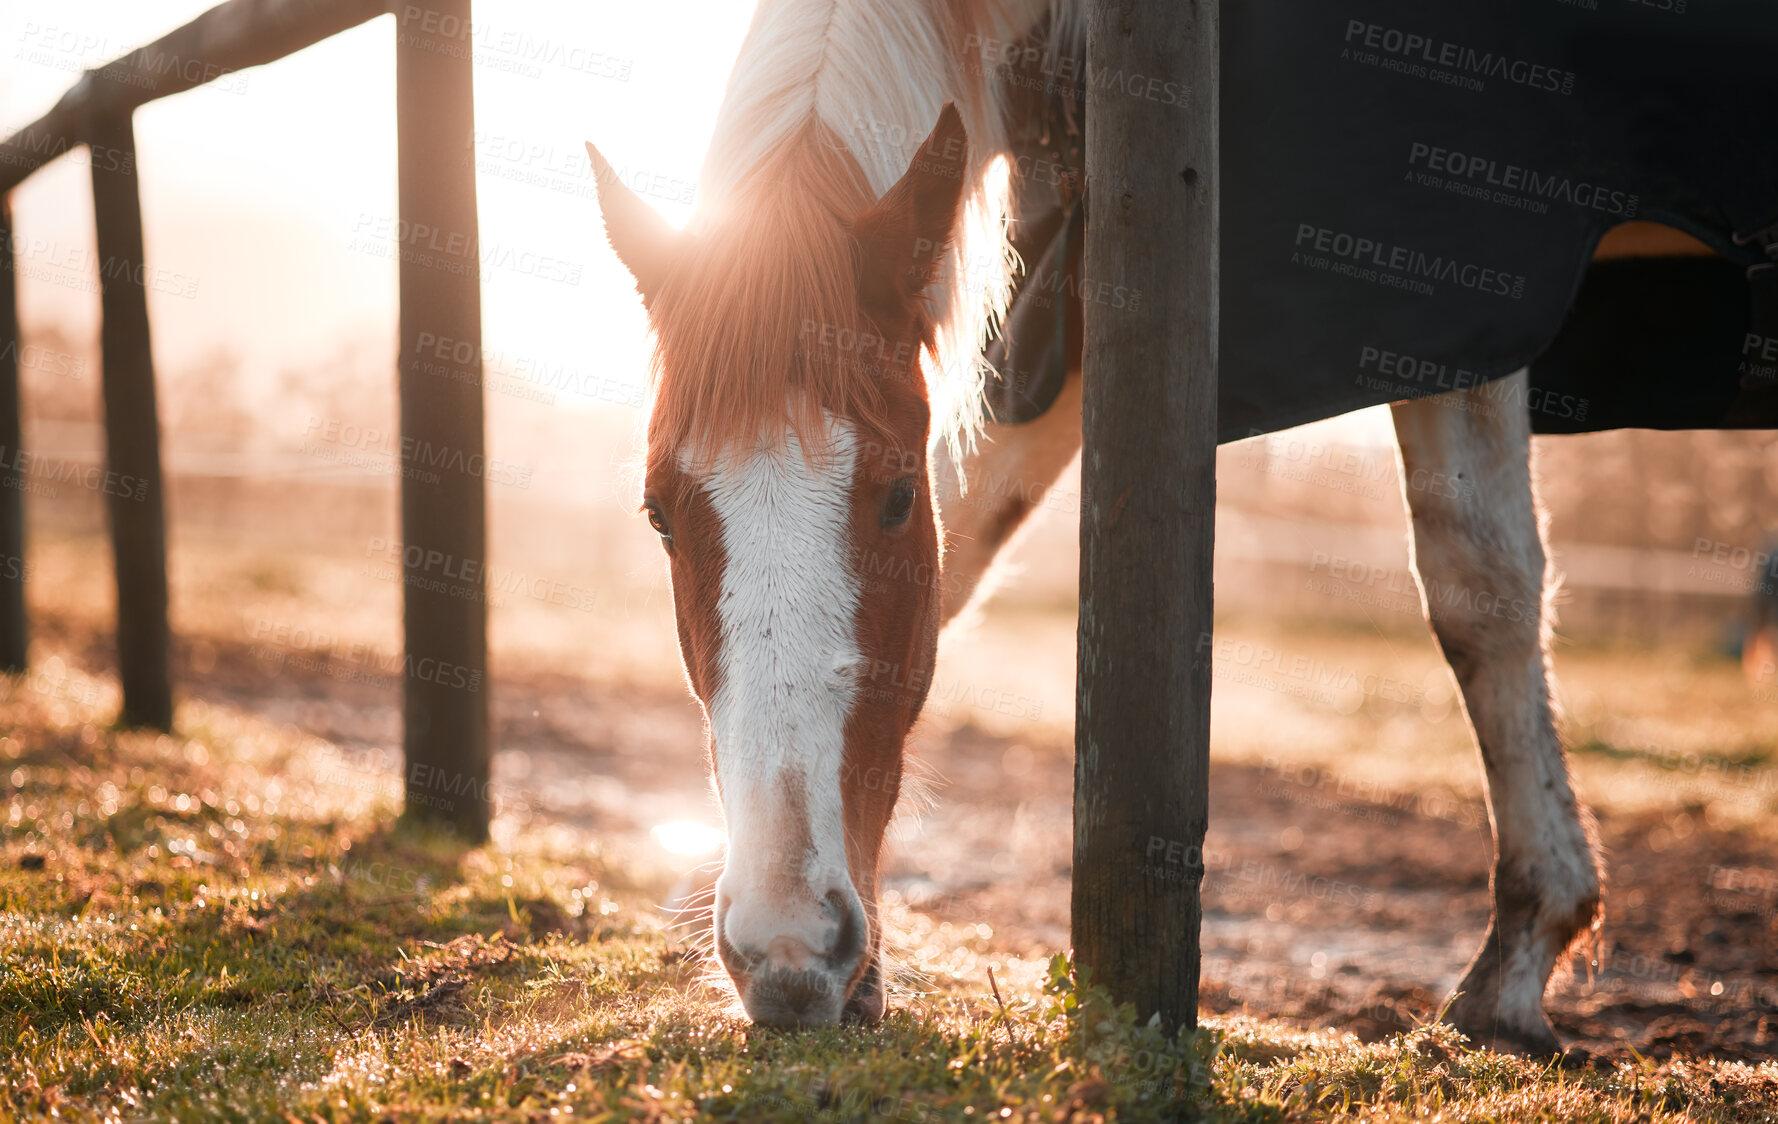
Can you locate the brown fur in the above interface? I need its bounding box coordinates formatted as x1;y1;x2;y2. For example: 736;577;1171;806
605;105;971;1022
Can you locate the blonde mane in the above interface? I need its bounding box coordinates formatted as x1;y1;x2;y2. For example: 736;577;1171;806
648;0;1041;463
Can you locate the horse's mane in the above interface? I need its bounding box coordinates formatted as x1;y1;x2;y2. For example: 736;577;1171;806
648;0;1035;463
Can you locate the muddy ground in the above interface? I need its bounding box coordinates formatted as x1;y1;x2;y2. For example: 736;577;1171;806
26;606;1778;1064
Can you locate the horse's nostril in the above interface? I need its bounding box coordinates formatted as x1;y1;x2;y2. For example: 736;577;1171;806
824;888;866;970
716;906;764;974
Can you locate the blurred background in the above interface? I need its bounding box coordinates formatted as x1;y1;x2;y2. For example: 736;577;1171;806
5;0;1777;1057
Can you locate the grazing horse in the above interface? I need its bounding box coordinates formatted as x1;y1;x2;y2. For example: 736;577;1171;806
586;0;1601;1051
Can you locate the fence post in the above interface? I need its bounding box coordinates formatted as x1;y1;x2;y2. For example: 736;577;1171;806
394;0;491;840
89;113;174;731
1073;0;1218;1031
0;200;25;672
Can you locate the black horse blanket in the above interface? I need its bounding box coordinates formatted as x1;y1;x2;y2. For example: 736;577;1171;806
985;1;1778;441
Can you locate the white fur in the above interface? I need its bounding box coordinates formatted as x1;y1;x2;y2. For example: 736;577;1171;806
696;416;863;954
698;0;1053;463
680;0;1600;1049
1390;370;1599;1050
932;370;1082;621
935;368;1602;1051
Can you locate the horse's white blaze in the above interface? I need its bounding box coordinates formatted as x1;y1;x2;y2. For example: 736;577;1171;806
696;416;863;957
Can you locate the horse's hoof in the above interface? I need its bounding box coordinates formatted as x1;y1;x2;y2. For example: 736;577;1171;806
1559;1042;1597;1069
1446;1010;1564;1057
1445;990;1564;1057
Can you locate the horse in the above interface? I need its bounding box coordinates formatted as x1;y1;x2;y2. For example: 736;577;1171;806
584;0;1601;1052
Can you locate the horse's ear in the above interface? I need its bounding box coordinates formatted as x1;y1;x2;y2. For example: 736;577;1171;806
586;140;679;304
852;103;969;313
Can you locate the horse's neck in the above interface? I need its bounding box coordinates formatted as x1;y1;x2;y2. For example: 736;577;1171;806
705;0;1014;194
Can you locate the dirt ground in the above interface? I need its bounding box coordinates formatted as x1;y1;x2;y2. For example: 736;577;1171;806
17;529;1778;1066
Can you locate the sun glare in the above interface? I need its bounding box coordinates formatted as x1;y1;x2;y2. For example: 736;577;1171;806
650;819;724;857
0;0;753;442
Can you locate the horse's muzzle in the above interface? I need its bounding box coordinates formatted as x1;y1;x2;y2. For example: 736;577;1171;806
717;885;869;1027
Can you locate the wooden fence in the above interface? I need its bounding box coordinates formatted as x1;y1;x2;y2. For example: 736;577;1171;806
1075;0;1218;1030
0;0;492;840
3;0;1221;1020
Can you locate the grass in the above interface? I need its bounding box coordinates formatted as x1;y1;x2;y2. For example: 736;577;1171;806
4;669;1778;1122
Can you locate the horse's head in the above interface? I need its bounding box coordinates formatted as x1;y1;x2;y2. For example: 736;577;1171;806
589;106;970;1026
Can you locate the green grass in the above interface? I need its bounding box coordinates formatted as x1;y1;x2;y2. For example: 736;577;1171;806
3;675;1776;1122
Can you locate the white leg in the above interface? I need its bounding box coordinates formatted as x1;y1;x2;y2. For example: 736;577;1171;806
933;371;1082;622
1391;370;1602;1054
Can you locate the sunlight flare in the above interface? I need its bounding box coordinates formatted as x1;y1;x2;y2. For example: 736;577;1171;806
650;819;724;856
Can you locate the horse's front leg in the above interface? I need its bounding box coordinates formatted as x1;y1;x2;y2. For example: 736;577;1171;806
1390;370;1602;1055
933;370;1082;622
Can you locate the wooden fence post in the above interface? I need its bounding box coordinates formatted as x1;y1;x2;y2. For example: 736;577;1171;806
0;200;25;672
1073;0;1219;1031
89;113;174;731
394;0;491;840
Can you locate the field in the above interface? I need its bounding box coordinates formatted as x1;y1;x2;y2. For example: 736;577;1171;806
9;0;1778;1112
4;516;1777;1121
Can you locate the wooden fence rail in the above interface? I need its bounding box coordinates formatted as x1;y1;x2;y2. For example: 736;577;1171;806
0;0;389;194
0;0;491;838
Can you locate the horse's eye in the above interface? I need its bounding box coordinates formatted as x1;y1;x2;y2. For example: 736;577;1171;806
644;500;673;550
882;477;918;528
